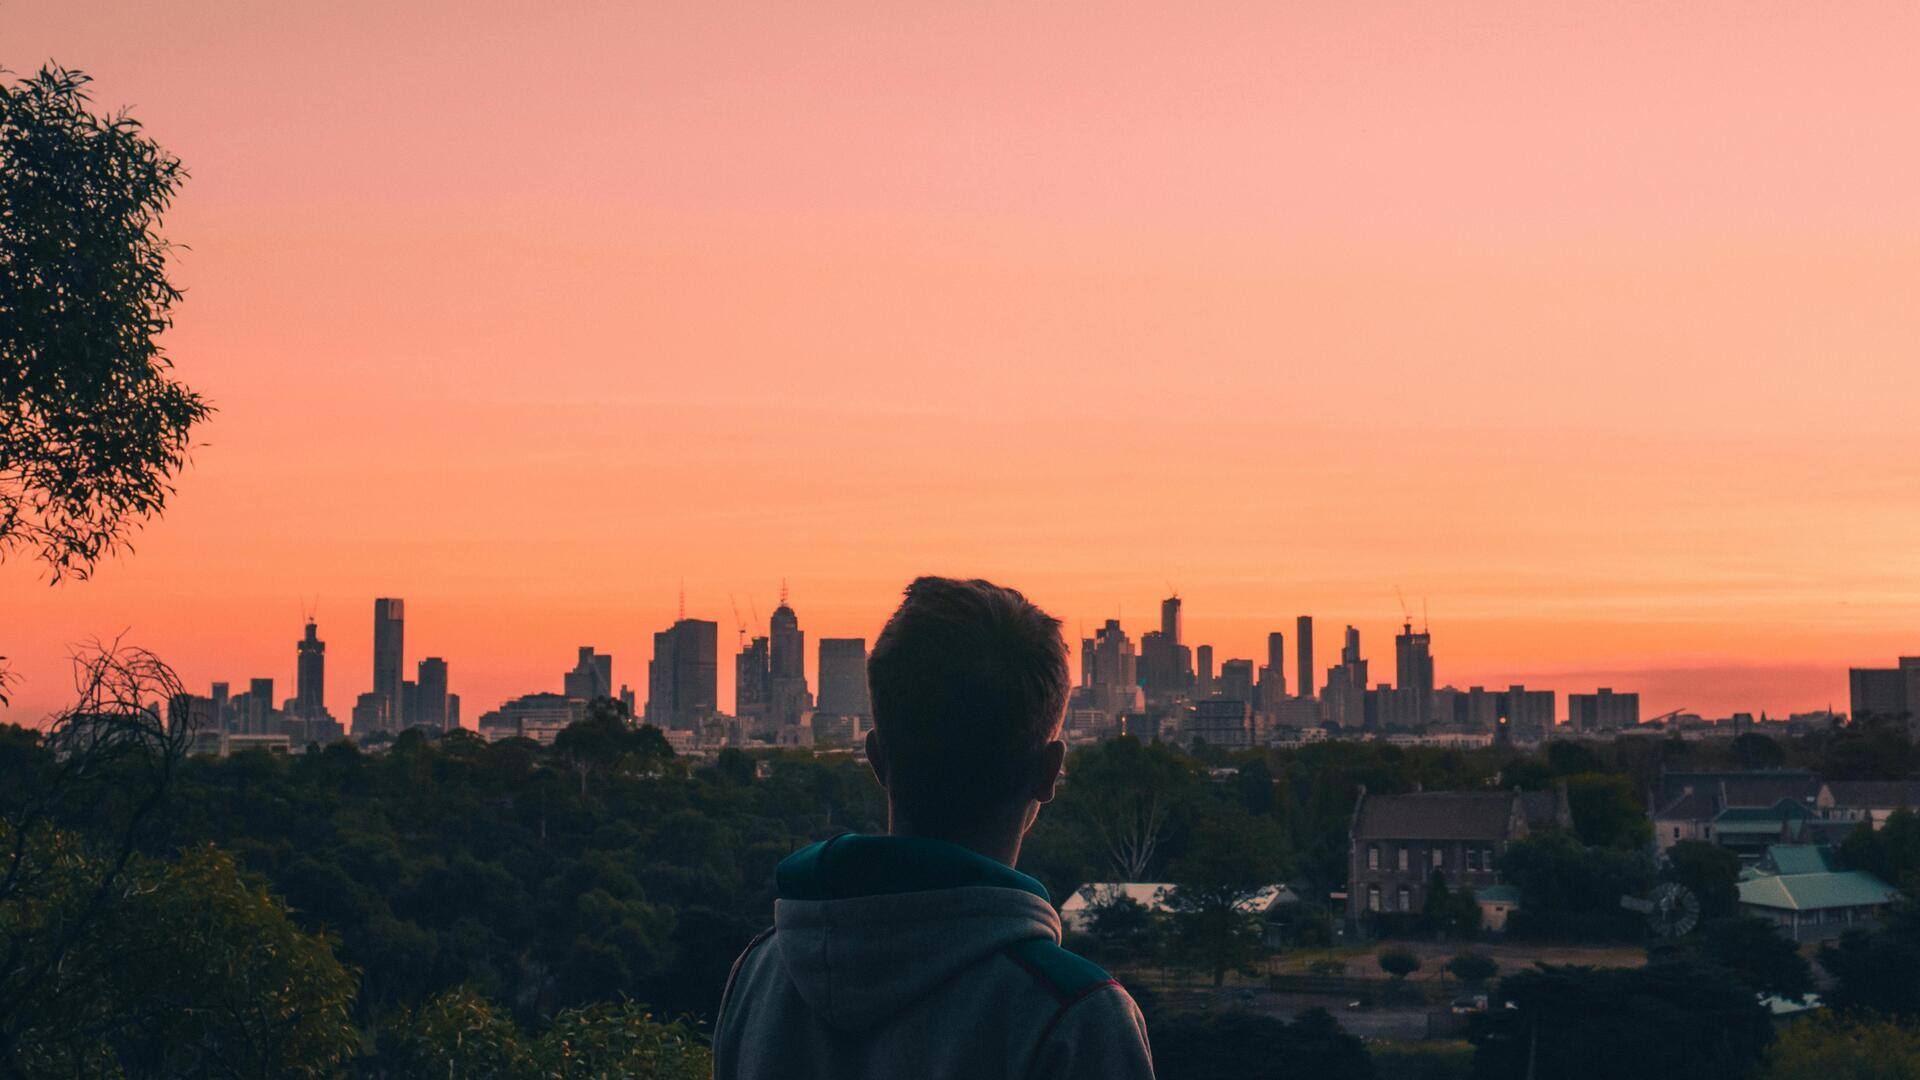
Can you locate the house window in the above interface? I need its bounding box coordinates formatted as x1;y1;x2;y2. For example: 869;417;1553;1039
1397;847;1409;871
1704;827;1712;839
1368;845;1379;871
1673;827;1681;839
1398;885;1412;912
1432;848;1444;869
1465;848;1478;872
1482;847;1495;869
1368;885;1381;912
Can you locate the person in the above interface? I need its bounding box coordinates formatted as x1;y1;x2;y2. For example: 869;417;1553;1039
713;576;1155;1079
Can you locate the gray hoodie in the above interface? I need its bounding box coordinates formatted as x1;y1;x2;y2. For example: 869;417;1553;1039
713;833;1155;1080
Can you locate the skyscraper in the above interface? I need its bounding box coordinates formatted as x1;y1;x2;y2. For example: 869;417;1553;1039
817;638;871;717
416;657;449;729
1161;595;1182;646
647;618;719;730
247;677;273;734
1393;620;1434;725
735;636;771;726
1296;616;1314;700
1195;644;1215;698
373;598;405;731
769;598;811;727
563;646;613;700
295;620;325;719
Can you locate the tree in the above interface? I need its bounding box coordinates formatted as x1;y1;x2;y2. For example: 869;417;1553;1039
1819;914;1920;1018
1166;808;1285;986
1151;1008;1373;1080
1760;1013;1920;1080
1666;916;1814;1001
1565;773;1650;849
1840;809;1920;891
381;988;711;1079
1664;840;1741;919
1065;736;1200;880
1;65;211;581
554;697;669;796
1470;961;1771;1080
1445;951;1498;987
1499;829;1655;940
1422;870;1482;939
1730;733;1787;770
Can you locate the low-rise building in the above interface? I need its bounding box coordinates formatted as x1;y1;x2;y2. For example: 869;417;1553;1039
1737;844;1898;942
1347;786;1571;928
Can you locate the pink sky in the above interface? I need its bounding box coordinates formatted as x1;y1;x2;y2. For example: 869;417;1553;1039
5;2;1919;722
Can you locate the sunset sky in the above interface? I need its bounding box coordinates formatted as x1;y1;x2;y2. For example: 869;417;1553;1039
6;2;1920;723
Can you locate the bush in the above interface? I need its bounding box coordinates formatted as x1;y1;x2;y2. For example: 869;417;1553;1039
1378;947;1422;980
1444;952;1498;986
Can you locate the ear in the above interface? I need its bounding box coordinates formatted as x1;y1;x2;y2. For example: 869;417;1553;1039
865;729;889;790
1031;739;1067;804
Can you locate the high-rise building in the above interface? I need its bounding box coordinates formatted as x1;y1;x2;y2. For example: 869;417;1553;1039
447;692;462;729
1075;619;1142;720
563;646;613;701
817;638;871;717
401;679;418;727
1296;616;1315;700
373;598;405;731
1387;621;1435;726
416;657;449;730
1504;685;1557;732
1324;626;1369;727
769;600;810;727
1850;664;1912;721
1568;688;1640;731
735;636;771;725
1195;644;1215;698
647;618;719;730
211;681;230;731
247;677;274;734
1161;595;1182;646
1217;659;1255;705
351;692;385;735
295;620;326;719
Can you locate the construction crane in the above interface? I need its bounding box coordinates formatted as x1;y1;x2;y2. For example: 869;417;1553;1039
1646;707;1687;727
729;595;748;649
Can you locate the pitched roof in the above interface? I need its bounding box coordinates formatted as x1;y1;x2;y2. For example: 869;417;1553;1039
1060;882;1295;916
1656;769;1815;809
1737;870;1898;912
1714;800;1816;833
1654;788;1718;821
1758;844;1840;875
1822;780;1920;809
1518;790;1564;830
1354;792;1520;841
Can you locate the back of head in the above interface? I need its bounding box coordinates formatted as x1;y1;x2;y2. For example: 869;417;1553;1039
867;577;1070;835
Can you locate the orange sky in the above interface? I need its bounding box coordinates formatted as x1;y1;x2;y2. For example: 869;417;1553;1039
5;2;1919;723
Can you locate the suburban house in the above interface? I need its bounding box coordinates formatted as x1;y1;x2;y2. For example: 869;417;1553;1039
1736;843;1898;942
1346;786;1572;929
1816;780;1920;829
1649;769;1840;857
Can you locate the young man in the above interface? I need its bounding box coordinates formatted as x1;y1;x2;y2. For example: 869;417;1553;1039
713;576;1155;1079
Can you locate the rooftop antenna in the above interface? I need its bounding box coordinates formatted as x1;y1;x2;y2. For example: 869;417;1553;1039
1422;596;1430;635
678;579;686;622
1395;587;1412;630
780;578;790;606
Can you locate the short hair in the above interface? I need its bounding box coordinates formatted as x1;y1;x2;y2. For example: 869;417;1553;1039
867;576;1070;832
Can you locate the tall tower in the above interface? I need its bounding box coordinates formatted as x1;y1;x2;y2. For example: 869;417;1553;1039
296;620;326;719
1394;620;1434;724
769;593;810;726
1295;616;1314;700
373;598;405;730
817;639;871;717
416;657;449;730
1160;595;1182;646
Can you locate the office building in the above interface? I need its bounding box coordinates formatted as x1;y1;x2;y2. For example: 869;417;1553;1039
372;598;405;732
769;599;811;727
1324;626;1369;727
1849;660;1920;722
647;618;719;730
564;646;613;701
1569;688;1641;731
247;677;274;735
1218;659;1255;705
1195;644;1215;698
1075;619;1142;720
416;657;449;730
736;636;771;726
295;620;325;719
1296;616;1314;700
817;638;871;717
1187;698;1253;749
1394;621;1434;725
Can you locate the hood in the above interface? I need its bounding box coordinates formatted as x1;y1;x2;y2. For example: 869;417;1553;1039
772;834;1060;1032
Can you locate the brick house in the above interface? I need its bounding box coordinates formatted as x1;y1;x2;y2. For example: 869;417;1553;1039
1346;786;1571;929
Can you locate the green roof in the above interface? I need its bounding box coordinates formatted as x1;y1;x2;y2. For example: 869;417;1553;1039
1762;845;1839;875
1715;801;1814;825
1737;870;1898;912
1476;884;1522;904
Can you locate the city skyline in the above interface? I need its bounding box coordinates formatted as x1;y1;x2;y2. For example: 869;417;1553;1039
7;3;1920;723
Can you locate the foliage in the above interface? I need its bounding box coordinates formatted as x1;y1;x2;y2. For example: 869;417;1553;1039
1422;871;1481;939
1166;808;1286;986
1840;809;1920;891
1444;952;1498;986
1377;946;1421;980
1468;961;1772;1080
381;988;710;1079
1499;829;1654;941
3;839;357;1076
0;65;212;580
1730;733;1787;770
1563;773;1649;849
1063;736;1200;880
1818;904;1920;1019
1151;1007;1374;1080
1760;1013;1920;1080
1267;899;1335;948
1664;840;1741;919
1686;916;1814;1001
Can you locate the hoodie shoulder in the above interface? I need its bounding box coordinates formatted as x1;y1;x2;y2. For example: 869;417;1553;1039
1003;938;1115;1001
